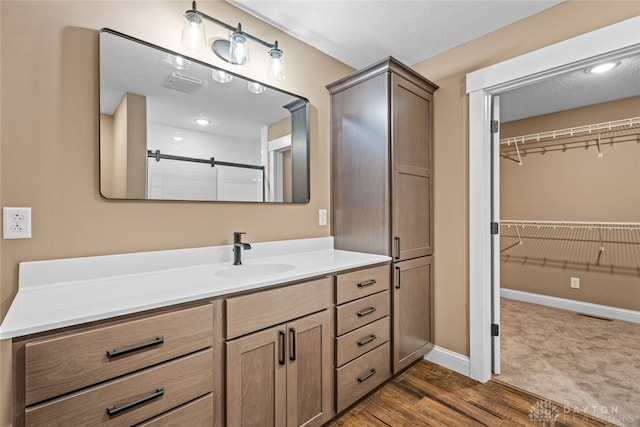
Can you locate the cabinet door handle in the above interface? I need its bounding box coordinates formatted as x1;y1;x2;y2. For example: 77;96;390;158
394;237;401;260
357;279;377;288
278;330;286;365
106;336;164;359
357;334;377;346
356;307;377;317
357;368;377;383
106;387;164;416
289;328;297;361
395;266;401;289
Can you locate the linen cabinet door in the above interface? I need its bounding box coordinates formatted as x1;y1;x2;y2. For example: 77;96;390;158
226;325;287;427
286;310;333;427
392;256;433;373
391;74;433;261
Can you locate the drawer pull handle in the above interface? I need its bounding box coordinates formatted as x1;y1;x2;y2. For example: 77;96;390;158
106;336;164;359
279;330;286;365
357;368;377;383
357;334;377;346
357;279;377;288
106;387;164;416
395;266;401;289
289;327;297;361
356;307;377;317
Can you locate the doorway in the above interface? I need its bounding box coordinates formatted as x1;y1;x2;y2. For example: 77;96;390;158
466;15;640;384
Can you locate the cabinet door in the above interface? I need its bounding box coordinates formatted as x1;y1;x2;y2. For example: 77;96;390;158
392;256;433;373
227;325;287;427
286;310;333;427
391;74;433;261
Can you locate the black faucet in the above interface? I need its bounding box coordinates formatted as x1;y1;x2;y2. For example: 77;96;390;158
233;232;252;265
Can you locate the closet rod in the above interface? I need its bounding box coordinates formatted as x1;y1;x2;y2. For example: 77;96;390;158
500;116;640;146
501;219;640;231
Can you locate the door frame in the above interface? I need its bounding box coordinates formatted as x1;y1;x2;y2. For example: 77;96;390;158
466;15;640;383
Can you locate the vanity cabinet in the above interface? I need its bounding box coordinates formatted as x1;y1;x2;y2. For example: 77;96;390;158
328;57;437;374
334;265;391;412
225;277;333;427
13;304;215;426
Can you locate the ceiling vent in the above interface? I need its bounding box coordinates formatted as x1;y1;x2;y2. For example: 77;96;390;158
163;72;202;93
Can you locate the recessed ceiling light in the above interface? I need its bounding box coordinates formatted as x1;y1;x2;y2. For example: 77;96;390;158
194;118;211;126
173;136;183;141
586;61;620;74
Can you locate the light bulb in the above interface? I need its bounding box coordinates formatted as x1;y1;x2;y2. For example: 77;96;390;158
267;47;286;81
181;11;206;52
229;31;249;65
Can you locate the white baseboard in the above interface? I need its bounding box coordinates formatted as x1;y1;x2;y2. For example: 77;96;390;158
501;288;640;325
424;346;470;377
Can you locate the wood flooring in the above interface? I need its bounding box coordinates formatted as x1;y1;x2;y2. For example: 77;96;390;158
328;360;616;426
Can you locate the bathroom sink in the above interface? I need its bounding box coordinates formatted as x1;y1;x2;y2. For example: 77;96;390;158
214;263;295;278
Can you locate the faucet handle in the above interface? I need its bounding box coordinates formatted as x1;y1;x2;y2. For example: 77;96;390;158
233;231;246;243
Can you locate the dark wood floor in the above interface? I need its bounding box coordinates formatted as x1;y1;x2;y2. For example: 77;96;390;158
329;360;616;426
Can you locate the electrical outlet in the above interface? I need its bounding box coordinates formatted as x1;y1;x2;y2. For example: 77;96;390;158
3;207;32;239
570;277;580;289
318;209;327;226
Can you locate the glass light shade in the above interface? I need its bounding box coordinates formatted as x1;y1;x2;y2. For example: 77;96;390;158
181;11;206;52
267;48;285;81
229;32;249;65
211;69;233;84
247;81;266;94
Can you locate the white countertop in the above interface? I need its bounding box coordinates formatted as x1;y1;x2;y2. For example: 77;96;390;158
0;237;390;339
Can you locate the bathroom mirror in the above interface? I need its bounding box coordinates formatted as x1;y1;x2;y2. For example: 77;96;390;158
99;29;309;203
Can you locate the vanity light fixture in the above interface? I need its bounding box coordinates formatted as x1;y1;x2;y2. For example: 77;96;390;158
586;61;620;74
247;81;266;94
181;1;286;81
211;69;233;84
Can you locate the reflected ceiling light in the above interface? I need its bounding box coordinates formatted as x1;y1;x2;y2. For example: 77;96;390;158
247;81;266;94
173;136;184;141
181;1;285;80
167;54;191;71
194;118;211;126
586;61;620;74
211;69;233;84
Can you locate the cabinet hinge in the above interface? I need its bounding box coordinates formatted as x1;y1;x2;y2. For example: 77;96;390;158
491;120;499;133
490;222;499;235
491;323;500;337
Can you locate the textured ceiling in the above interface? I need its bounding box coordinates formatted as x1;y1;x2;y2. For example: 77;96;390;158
227;0;640;121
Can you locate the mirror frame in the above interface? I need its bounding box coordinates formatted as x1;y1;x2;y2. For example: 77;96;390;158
98;28;310;204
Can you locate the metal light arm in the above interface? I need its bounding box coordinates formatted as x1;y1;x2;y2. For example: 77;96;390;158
186;1;278;50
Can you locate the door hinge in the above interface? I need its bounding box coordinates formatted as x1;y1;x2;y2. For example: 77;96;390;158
491;323;500;337
491;120;499;133
490;222;499;235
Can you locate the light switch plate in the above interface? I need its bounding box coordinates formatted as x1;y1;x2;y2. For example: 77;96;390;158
319;209;327;226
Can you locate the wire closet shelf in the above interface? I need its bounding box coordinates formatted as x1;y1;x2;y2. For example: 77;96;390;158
499;116;640;165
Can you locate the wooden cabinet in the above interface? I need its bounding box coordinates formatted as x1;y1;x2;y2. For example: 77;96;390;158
393;256;434;372
225;279;333;427
13;304;216;426
334;265;391;413
328;57;437;374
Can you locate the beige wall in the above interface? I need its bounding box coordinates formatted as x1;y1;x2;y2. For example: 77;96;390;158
500;97;640;310
0;1;353;424
411;1;640;356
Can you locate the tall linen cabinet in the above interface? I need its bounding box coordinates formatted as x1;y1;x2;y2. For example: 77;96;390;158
328;57;438;373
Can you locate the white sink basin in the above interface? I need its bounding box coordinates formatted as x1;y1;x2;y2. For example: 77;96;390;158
215;263;295;278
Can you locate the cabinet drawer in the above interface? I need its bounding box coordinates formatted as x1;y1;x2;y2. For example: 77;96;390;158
336;291;389;336
226;277;331;339
25;349;213;427
336;265;389;304
137;393;213;426
335;342;391;413
24;304;213;405
336;316;389;367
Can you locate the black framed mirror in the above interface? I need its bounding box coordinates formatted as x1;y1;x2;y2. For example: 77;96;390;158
99;29;310;203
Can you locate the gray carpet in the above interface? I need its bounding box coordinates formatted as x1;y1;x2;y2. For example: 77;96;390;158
498;298;640;427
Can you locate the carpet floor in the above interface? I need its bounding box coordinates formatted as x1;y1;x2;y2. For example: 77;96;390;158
498;298;640;427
